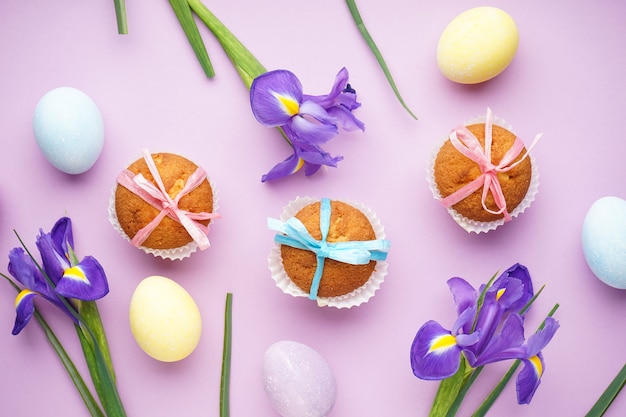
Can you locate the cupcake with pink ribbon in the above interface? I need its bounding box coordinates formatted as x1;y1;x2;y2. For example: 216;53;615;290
427;108;541;233
109;150;220;260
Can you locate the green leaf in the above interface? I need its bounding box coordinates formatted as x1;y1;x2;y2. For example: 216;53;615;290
430;357;474;417
114;0;128;35
445;364;483;417
188;0;267;89
220;293;233;417
585;363;626;417
345;0;417;120
169;0;215;78
1;273;105;417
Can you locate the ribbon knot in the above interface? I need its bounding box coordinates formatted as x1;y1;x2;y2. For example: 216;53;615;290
116;149;220;250
440;108;542;222
268;198;390;300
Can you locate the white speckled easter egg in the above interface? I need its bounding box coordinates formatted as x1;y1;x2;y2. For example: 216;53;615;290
582;196;626;289
129;276;202;362
33;87;104;174
437;7;518;84
262;341;337;417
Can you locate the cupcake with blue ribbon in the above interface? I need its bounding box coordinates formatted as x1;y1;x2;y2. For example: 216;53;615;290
268;197;390;308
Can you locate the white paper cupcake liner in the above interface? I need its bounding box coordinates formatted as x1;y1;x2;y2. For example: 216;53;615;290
267;196;389;309
108;160;220;261
426;113;540;233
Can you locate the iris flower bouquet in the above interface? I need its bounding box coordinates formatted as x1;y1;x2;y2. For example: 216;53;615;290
410;263;559;416
1;217;125;417
113;0;415;181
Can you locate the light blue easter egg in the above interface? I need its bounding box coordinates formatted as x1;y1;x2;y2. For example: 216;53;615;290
33;87;104;174
582;196;626;289
262;341;337;417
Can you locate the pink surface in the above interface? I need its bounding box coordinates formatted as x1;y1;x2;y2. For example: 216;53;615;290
1;1;625;416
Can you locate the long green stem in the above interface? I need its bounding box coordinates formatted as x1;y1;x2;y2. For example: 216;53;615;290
187;0;267;89
445;366;483;417
220;293;233;417
168;0;215;78
113;0;128;34
585;363;626;417
1;273;105;417
345;0;417;120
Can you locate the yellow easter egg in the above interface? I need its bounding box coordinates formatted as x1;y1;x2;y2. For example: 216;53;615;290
129;276;202;362
437;7;519;84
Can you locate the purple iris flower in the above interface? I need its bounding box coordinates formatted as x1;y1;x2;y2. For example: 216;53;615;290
410;264;558;405
9;217;109;335
250;67;364;181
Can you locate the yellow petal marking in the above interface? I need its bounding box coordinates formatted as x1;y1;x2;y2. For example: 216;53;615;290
15;289;36;308
496;288;506;301
529;355;543;377
64;266;88;283
275;93;300;116
429;334;457;353
292;158;305;173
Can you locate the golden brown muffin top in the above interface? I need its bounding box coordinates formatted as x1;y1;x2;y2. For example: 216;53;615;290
434;124;532;223
281;200;377;298
115;153;213;249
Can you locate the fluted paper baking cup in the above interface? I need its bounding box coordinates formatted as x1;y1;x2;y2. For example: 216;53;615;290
426;113;539;233
267;196;389;308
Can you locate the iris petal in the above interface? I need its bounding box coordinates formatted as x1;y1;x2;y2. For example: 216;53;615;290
250;69;304;126
411;320;463;380
525;317;560;357
516;353;545;404
55;256;109;301
492;263;534;314
261;152;302;182
290;101;338;144
470;313;526;367
448;277;478;318
8;248;52;297
12;289;38;335
50;217;74;256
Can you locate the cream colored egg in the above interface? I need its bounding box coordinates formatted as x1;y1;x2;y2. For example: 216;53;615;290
129;276;202;362
437;7;518;84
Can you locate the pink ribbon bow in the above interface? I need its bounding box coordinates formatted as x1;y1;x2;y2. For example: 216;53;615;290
117;149;220;249
440;108;542;222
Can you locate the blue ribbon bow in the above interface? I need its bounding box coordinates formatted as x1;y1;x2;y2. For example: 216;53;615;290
268;198;390;300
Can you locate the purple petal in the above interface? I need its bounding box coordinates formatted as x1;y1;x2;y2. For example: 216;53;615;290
525;317;560;357
289;101;338;144
261;152;303;182
516;353;545;404
303;67;350;108
36;231;69;285
471;313;527;367
55;256;109;301
492;263;534;313
8;248;52;297
410;320;463;380
326;105;365;132
50;217;74;255
12;289;38;335
250;70;304;127
448;277;478;318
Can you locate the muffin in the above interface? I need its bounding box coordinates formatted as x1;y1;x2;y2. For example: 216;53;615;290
268;197;390;308
109;150;220;260
428;109;540;233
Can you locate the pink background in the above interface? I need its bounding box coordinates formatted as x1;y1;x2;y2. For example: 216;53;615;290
1;0;625;416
